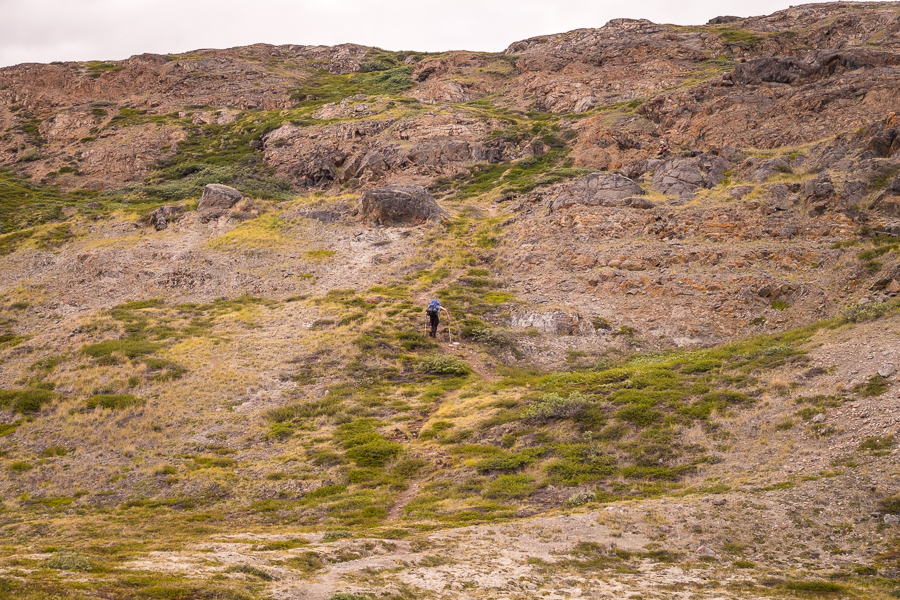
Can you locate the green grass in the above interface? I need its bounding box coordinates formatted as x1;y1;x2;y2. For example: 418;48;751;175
715;27;763;48
81;339;162;363
289;66;415;106
0;170;80;236
481;474;536;500
782;580;844;593
85;61;125;76
429;150;588;200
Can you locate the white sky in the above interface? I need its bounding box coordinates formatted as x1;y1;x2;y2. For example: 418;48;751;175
0;0;853;68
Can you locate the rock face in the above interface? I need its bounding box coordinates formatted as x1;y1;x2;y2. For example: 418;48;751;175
357;186;448;226
198;184;243;211
549;173;644;211
652;155;729;200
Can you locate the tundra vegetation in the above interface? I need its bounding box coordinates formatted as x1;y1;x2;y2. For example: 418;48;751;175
2;5;900;599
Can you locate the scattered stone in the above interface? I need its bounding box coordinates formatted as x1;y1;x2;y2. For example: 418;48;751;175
621;196;656;209
283;209;344;224
357;185;448;226
729;185;754;199
879;363;896;378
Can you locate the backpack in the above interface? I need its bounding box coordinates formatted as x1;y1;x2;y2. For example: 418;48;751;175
425;300;440;316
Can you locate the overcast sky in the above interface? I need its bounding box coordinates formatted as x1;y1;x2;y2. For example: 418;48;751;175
1;0;850;68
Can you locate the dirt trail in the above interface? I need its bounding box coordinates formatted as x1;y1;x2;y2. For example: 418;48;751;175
443;339;499;381
386;480;422;520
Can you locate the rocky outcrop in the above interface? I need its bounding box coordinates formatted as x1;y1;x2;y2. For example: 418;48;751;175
652;155;729;199
357;185;448;225
148;204;185;231
549;173;644;211
733;50;900;86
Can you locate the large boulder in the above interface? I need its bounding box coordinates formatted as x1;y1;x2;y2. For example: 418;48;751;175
652;154;730;200
358;185;448;225
198;184;243;211
549;173;644;212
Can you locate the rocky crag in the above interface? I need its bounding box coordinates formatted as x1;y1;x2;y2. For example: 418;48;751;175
0;3;899;599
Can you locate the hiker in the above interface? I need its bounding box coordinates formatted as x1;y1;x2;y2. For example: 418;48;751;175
425;299;450;338
656;140;670;157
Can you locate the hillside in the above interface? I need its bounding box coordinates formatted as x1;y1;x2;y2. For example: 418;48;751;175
0;3;899;599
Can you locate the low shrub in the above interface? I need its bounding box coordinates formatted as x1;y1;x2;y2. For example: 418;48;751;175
81;339;161;363
615;404;661;427
415;354;471;376
335;419;403;467
837;299;900;324
464;326;515;347
224;564;275;580
0;388;54;413
345;439;403;468
853;375;889;397
782;580;844;593
45;551;101;572
41;445;68;457
523;392;590;420
474;449;542;473
85;394;144;410
859;435;895;453
266;422;293;440
482;474;536;500
878;494;900;514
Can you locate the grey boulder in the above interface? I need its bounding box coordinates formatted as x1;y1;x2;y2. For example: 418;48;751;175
652;154;729;200
358;185;448;226
198;184;243;211
549;173;644;211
